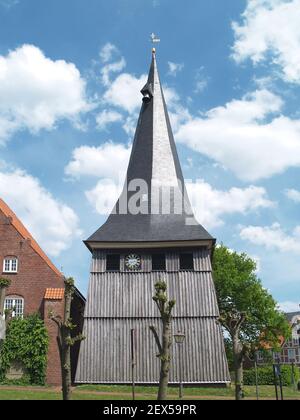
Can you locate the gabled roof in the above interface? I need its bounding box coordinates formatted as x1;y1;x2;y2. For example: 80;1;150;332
286;311;300;323
86;50;213;246
0;198;62;277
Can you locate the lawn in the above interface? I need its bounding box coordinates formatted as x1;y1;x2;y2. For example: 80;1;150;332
0;385;299;400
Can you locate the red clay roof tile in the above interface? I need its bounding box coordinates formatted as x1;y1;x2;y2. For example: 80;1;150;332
44;288;65;300
0;198;63;278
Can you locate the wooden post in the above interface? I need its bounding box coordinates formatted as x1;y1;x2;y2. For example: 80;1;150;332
273;364;279;401
278;364;284;401
254;359;259;401
131;329;136;401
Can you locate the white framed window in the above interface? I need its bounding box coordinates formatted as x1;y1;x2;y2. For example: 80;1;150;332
3;257;18;273
257;351;264;361
4;297;24;318
288;348;296;362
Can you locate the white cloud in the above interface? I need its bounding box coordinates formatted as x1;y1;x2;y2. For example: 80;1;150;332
232;0;300;83
101;58;126;87
103;73;147;114
240;223;300;254
278;301;300;313
96;110;123;130
65;142;131;180
0;169;81;257
194;67;209;93
99;43;119;63
285;188;300;203
167;61;184;77
0;44;91;144
176;88;300;181
186;180;274;229
86;179;122;216
98;43;126;87
86;179;273;222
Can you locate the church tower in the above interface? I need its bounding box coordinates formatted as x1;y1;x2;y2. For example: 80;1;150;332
76;48;230;385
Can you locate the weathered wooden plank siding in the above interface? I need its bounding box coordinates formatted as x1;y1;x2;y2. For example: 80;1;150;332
84;271;219;318
76;318;229;384
76;250;230;384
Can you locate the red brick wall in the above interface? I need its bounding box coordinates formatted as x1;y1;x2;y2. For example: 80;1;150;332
44;299;64;386
0;210;64;385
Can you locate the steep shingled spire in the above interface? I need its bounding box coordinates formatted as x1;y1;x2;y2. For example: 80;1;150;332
86;51;213;246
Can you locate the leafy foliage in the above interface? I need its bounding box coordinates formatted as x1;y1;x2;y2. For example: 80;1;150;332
213;244;290;349
0;314;48;385
243;365;300;386
0;278;11;288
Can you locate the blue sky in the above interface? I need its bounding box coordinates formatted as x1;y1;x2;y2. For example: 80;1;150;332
0;0;300;311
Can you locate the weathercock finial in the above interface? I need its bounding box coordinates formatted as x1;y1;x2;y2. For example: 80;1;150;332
150;33;160;55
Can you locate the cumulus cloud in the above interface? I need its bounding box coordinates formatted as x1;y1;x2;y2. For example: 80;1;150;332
86;179;122;216
285;188;300;203
103;73;147;114
96;110;123;130
0;169;81;256
232;0;300;83
240;223;300;254
186;180;274;229
65;142;131;180
0;44;91;144
176;88;300;181
167;61;184;77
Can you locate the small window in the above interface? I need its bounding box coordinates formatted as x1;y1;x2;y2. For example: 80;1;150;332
106;254;120;271
288;349;296;361
257;351;264;361
3;257;18;273
152;254;166;271
179;253;194;270
4;297;24;318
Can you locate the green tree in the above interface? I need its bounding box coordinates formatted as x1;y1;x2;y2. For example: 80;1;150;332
0;314;48;384
150;280;176;401
212;245;290;400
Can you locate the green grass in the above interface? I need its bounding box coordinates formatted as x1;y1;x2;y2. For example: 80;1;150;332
0;385;299;400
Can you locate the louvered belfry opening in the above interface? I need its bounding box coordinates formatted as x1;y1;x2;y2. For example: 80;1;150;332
76;49;230;385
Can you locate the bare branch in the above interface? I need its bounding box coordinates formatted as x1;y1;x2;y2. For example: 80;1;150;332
149;325;162;355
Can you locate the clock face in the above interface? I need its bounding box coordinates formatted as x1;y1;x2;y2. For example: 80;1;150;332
125;254;141;270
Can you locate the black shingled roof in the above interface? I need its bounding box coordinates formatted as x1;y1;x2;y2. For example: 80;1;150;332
86;52;214;246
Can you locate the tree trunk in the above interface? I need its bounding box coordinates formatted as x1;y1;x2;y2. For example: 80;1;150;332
233;334;244;401
0;287;5;318
157;316;172;401
61;282;72;401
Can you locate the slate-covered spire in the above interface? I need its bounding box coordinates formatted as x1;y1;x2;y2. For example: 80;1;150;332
86;49;213;245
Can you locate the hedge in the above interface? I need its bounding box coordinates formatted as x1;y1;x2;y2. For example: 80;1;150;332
243;365;300;386
0;314;49;385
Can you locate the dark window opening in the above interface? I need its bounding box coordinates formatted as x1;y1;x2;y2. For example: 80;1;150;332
106;254;120;271
152;254;166;271
180;253;194;270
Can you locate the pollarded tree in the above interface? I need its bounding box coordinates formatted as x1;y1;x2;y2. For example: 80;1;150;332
0;278;11;319
0;278;11;344
49;277;84;401
150;280;176;401
212;245;290;401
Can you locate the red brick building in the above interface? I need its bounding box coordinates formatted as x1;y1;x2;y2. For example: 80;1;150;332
0;199;85;385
